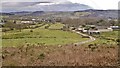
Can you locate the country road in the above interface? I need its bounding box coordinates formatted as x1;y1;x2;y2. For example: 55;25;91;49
72;30;96;45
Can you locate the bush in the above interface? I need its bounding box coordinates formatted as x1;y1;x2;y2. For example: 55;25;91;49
38;53;45;60
10;28;14;30
88;44;94;48
30;30;33;32
116;39;120;42
88;44;98;51
45;25;50;29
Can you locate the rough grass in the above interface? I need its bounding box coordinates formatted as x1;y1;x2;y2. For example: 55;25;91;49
2;44;118;66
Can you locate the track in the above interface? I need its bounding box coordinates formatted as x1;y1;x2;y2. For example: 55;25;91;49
72;30;96;45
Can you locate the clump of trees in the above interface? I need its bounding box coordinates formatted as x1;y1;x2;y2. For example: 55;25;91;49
62;18;118;28
62;18;99;27
2;20;29;32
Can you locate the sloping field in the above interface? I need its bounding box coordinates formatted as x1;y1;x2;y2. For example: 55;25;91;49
48;23;64;30
2;23;89;47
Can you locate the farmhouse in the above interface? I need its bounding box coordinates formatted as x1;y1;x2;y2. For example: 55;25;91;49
76;27;83;31
75;25;115;35
21;21;33;24
82;29;88;33
110;26;119;29
77;27;88;33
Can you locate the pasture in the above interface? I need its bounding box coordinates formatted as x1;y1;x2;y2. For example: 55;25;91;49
89;31;118;45
2;23;88;47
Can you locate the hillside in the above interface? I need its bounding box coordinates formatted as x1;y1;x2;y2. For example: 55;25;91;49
80;9;118;19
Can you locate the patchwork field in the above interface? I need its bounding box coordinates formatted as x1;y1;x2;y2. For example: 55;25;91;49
2;23;89;47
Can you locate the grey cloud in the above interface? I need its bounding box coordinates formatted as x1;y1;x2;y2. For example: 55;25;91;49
9;3;92;12
1;0;70;8
1;0;70;2
1;0;71;12
1;2;52;7
1;1;53;12
1;0;92;12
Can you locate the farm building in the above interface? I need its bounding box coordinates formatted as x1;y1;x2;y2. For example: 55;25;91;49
82;29;88;33
88;29;100;35
21;21;33;24
76;25;115;35
110;26;120;29
78;28;88;33
76;27;84;31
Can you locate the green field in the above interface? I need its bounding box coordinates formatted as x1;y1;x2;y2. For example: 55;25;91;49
2;23;88;47
49;23;64;30
89;31;118;45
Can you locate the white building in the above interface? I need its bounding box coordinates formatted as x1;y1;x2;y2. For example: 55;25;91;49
88;30;100;35
110;26;119;29
21;21;33;24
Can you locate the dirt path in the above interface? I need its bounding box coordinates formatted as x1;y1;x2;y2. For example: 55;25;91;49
72;30;96;45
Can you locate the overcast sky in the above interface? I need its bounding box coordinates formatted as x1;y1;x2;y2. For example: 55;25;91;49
1;0;120;12
69;0;120;10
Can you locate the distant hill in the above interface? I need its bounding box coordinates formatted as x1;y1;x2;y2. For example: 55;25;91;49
10;11;32;15
3;11;45;16
1;9;118;20
29;11;45;16
0;13;14;15
78;9;118;19
39;3;92;11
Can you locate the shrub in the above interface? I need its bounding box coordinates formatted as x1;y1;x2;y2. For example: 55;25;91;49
11;52;15;56
45;26;49;29
88;44;94;48
116;39;120;42
38;53;45;60
91;47;96;51
88;44;98;51
30;30;33;32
